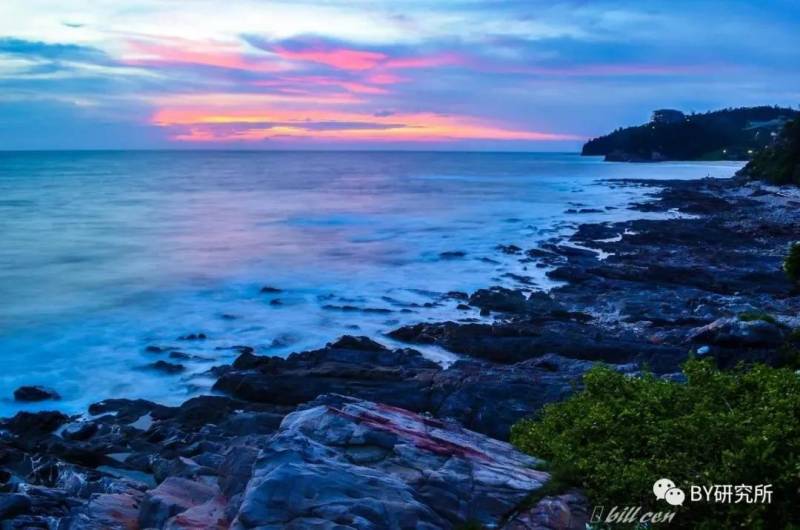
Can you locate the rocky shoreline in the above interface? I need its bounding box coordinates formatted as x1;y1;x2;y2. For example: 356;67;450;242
2;176;799;529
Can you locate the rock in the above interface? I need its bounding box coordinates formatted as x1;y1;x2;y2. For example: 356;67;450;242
445;291;469;301
327;335;387;352
497;244;522;254
469;287;529;314
468;287;564;316
1;410;68;437
13;385;60;402
138;477;219;529
214;338;439;411
232;396;550;529
430;354;609;440
439;250;467;259
259;286;282;293
146;361;186;374
503;490;589;530
0;493;31;519
164;495;228;530
389;320;683;371
178;333;207;341
688;317;786;348
79;492;144;529
62;421;99;441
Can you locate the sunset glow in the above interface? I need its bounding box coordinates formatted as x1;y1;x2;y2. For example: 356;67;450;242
1;0;797;149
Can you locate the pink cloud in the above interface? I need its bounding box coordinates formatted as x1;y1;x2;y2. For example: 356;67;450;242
273;46;387;71
123;39;284;73
254;76;390;95
384;53;463;69
151;104;582;143
366;73;404;85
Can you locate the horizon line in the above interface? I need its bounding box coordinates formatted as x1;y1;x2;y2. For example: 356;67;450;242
0;148;587;154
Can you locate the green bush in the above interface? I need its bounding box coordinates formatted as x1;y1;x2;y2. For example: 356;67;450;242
738;311;778;324
740;117;800;185
784;242;800;284
510;360;800;529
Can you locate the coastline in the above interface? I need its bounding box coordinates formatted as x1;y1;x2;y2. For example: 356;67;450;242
2;173;799;528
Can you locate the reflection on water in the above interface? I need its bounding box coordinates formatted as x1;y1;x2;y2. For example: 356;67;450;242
0;151;742;415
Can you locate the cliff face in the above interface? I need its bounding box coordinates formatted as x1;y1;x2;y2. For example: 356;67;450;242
582;106;799;162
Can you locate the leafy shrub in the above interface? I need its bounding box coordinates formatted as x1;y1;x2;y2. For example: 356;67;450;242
739;117;800;185
784;242;800;284
738;311;778;324
510;359;800;529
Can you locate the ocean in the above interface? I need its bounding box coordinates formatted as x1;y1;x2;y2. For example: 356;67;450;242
0;151;742;416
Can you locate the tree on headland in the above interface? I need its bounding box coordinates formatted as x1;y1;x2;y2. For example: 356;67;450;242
737;117;800;186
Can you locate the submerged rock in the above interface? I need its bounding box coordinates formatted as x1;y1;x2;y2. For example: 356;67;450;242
145;360;186;374
13;385;60;402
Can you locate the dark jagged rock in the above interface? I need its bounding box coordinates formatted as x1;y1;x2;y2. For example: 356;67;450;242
213;338;440;410
178;333;206;341
146;360;186;374
13;386;60;402
2;411;68;437
214;335;615;440
138;476;220;528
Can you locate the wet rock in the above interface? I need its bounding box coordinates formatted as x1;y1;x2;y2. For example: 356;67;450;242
13;386;60;402
430;354;616;439
259;286;282;293
469;286;529;314
214;338;439;410
2;411;68;437
445;291;469;301
497;244;522;254
146;361;186;374
178;333;207;341
138;477;219;529
0;493;31;519
503;490;589;530
389;319;682;370
467;287;563;316
233;396;550;529
165;495;228;530
62;421;99;441
327;335;387;352
76;492;144;529
440;250;467;259
688;317;786;348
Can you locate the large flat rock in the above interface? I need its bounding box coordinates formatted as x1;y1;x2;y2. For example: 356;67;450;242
233;395;552;529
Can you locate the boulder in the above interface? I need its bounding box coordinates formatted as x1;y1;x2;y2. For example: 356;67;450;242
688;317;786;348
503;490;589;530
138;477;219;529
1;410;68;437
232;396;551;529
13;385;61;402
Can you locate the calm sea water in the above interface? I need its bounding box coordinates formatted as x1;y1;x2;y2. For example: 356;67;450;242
0;151;742;416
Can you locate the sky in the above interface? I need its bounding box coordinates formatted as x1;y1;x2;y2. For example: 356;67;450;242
0;0;798;150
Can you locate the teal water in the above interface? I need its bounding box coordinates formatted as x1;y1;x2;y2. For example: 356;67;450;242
0;151;742;416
